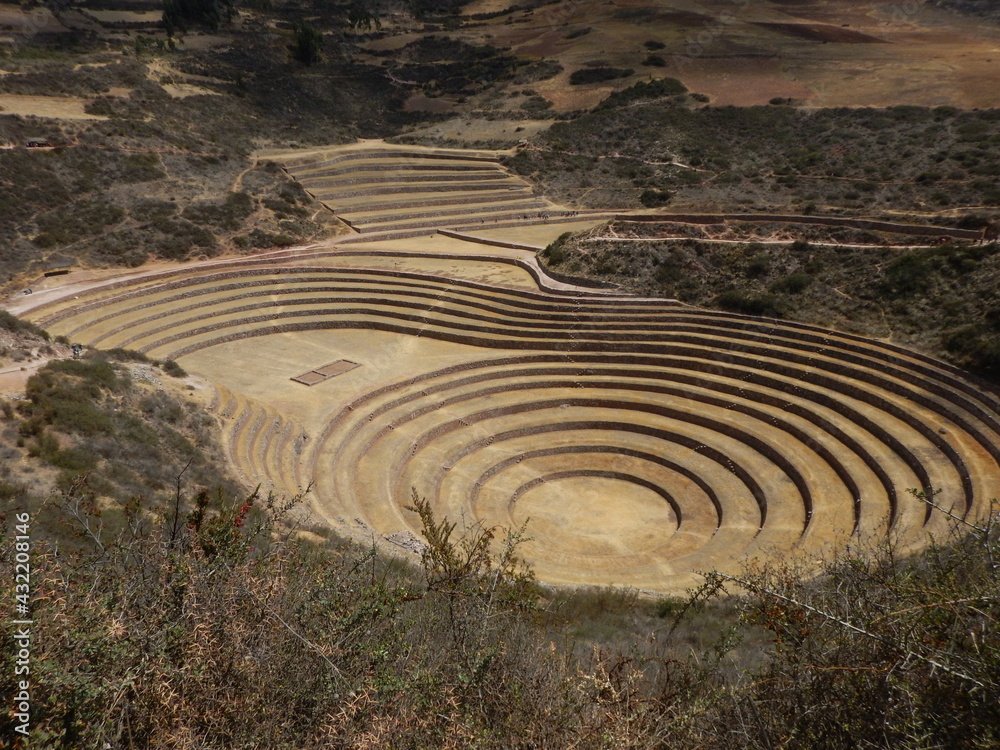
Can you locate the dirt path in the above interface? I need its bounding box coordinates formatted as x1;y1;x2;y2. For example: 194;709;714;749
584;237;939;250
230;157;257;193
0;354;67;395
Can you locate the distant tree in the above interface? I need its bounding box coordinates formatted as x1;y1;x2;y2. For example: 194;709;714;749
348;1;382;31
293;21;324;65
162;0;233;33
980;220;1000;245
640;187;674;208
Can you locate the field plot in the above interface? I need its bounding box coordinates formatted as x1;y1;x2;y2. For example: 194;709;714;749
444;0;1000;109
273;142;618;241
17;240;1000;592
0;94;108;120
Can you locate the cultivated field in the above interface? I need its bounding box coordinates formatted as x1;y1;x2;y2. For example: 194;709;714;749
366;0;1000;116
13;186;1000;590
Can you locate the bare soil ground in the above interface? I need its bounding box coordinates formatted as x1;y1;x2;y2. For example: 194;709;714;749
0;94;107;119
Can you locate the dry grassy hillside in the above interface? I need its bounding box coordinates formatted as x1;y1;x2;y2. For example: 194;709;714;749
1;0;999;289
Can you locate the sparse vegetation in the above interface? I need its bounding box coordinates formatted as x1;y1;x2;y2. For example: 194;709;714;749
2;472;996;747
10;353;237;509
507;104;1000;212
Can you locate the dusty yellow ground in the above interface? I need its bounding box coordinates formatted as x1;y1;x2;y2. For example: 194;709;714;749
0;95;107;120
183;328;508;438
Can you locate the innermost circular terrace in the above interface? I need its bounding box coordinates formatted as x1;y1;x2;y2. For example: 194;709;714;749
512;474;679;557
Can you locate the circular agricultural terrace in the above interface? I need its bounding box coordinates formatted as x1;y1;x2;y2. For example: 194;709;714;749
14;143;1000;593
18;244;1000;592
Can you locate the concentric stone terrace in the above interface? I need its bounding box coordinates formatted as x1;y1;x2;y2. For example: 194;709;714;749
278;143;616;239
20;245;1000;592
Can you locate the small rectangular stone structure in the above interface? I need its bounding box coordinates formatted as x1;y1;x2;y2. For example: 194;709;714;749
315;360;360;377
291;371;328;386
291;359;359;386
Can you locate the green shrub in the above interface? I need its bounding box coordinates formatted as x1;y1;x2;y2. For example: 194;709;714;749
746;254;770;278
880;250;938;297
957;120;991;142
651;596;686;618
654;250;685;285
292;20;323;64
47;359;122;391
27;429;60;459
45;398;114;436
129;199;177;221
0;477;29;502
640;188;673;208
0;311;49;340
541;232;573;265
163;0;234;32
48;446;99;472
120;153;165;182
148;219;217;259
944;324;1000;377
262;197;308;218
597;78;686;110
102;348;153;364
714;290;782;317
520;95;553;113
181;192;255;231
242;229;294;249
569;67;634;85
140;392;184;424
878;243;990;296
162;359;187;378
770;272;813;294
33;198;126;248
